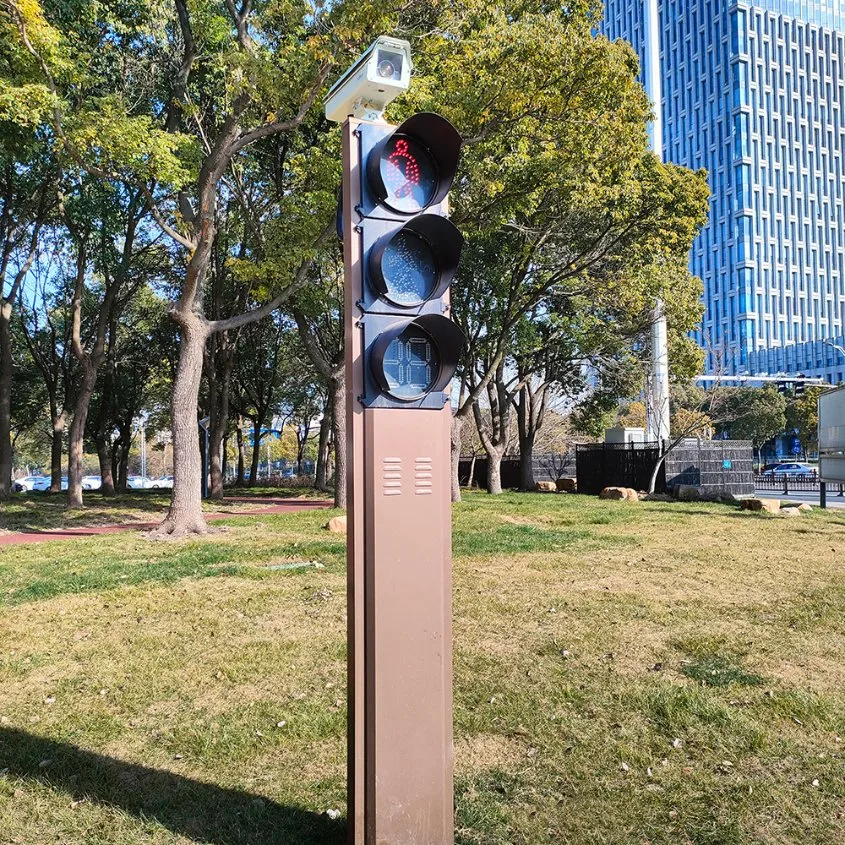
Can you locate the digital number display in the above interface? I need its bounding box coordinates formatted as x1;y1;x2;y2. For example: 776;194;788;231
380;135;437;213
381;230;438;305
382;326;440;399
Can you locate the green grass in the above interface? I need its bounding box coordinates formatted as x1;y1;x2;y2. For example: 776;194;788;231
1;491;844;843
0;487;330;533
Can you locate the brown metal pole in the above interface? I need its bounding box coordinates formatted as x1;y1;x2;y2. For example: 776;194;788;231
344;117;455;845
343;117;367;843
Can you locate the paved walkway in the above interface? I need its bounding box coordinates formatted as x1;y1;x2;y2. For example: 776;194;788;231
0;497;333;546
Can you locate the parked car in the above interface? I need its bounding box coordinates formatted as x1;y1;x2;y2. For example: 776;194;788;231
12;475;50;493
81;475;102;490
761;462;817;478
149;475;174;489
126;475;151;489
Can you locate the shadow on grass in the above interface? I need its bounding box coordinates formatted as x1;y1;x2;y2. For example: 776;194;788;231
0;727;345;845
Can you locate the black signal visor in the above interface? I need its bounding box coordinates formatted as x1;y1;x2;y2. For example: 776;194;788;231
366;113;462;215
368;214;464;308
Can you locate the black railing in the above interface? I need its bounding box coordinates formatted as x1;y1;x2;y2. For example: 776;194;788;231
753;474;845;495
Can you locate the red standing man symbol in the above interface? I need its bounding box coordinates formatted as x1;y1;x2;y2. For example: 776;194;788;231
385;139;420;199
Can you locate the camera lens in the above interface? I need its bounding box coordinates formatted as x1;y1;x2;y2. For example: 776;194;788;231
377;59;396;79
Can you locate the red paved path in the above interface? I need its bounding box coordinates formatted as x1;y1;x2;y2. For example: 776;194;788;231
0;497;333;546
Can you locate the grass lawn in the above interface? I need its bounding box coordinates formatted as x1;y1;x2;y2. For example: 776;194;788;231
0;493;844;843
0;487;328;534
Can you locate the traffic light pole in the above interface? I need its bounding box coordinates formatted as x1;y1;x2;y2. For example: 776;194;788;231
343;117;455;845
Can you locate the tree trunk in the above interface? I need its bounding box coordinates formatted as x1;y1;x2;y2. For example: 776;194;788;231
0;305;13;499
209;419;227;500
221;434;228;485
487;450;504;495
96;435;115;496
331;374;346;508
50;414;65;493
315;407;331;492
249;420;262;488
154;317;210;535
518;430;536;491
235;417;245;487
207;348;231;501
450;415;465;503
467;453;477;488
67;360;96;509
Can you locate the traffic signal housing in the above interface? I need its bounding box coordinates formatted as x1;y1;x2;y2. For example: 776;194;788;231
356;113;465;409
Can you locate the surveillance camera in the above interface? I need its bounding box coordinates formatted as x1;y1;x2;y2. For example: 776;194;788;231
325;36;412;124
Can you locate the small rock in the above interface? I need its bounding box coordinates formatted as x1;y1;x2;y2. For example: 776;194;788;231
276;721;287;728
740;498;781;514
1;716;9;724
672;738;682;749
325;516;347;534
620;762;630;773
44;696;55;705
325;808;342;820
38;759;51;769
174;753;183;760
812;778;820;788
675;484;702;502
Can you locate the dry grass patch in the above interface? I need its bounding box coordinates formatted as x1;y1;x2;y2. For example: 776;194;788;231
1;493;845;844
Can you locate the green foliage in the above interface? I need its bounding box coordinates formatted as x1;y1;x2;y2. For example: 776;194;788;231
714;386;788;447
786;386;828;451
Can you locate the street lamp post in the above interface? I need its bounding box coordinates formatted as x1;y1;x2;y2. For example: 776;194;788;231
644;0;671;446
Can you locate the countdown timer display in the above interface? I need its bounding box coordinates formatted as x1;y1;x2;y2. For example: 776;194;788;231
381;325;441;399
379;135;438;213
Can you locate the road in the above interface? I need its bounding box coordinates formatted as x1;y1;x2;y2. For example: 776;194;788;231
755;488;845;510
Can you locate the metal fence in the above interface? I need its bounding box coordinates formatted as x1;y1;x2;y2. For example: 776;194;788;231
576;442;664;495
754;474;845;495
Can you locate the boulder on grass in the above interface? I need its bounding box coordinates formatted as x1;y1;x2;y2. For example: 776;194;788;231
600;487;627;500
325;515;347;533
740;498;781;515
643;492;674;503
675;485;702;502
798;503;813;513
556;477;578;493
781;507;801;518
599;487;639;502
535;481;557;493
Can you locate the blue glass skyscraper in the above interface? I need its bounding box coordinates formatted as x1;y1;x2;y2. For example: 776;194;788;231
603;0;845;382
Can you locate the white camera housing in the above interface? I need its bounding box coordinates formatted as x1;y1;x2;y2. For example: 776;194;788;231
325;36;412;124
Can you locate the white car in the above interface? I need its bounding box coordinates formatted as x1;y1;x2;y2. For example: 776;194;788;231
82;475;102;490
12;475;50;493
761;462;817;478
126;475;151;489
149;475;174;489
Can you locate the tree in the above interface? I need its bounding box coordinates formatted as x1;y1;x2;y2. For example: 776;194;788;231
717;387;788;461
786;386;828;457
64;182;157;507
0;139;55;496
291;247;345;505
19;242;78;491
3;0;398;533
401;5;709;498
88;287;174;493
